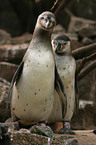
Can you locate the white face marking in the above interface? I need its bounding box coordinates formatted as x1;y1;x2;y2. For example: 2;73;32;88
52;39;71;54
40;15;56;30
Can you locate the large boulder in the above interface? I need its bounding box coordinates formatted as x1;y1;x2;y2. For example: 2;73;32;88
0;29;11;44
0;43;28;64
0;78;10;122
68;16;96;39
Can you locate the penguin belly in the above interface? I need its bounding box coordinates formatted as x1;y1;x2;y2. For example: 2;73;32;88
56;55;76;121
11;48;55;122
48;90;62;122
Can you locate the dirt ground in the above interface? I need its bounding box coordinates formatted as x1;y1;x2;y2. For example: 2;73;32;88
74;130;96;145
55;130;96;145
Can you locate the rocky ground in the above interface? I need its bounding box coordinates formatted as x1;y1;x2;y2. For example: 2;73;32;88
56;130;96;145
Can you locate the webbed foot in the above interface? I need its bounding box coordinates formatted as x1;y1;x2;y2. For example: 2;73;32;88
56;128;75;135
55;121;75;135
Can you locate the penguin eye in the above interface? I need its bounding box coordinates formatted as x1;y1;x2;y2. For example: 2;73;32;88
49;22;53;28
61;44;64;50
41;17;44;20
64;42;67;45
53;41;55;44
53;42;56;47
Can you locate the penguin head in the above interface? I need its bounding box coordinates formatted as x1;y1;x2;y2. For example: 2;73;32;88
38;11;56;31
52;34;71;55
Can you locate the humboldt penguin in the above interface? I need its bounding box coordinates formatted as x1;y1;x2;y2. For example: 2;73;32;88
49;34;78;134
8;12;66;125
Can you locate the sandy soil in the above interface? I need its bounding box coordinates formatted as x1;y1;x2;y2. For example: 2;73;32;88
74;130;96;145
55;130;96;145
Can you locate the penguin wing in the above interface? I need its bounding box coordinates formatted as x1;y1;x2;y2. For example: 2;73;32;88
8;61;24;98
74;74;79;114
55;65;67;119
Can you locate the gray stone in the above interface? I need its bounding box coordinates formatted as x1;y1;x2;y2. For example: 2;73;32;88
0;122;19;135
0;29;11;44
7;131;78;145
0;78;10;122
11;33;32;44
0;43;28;64
71;40;83;51
68;16;96;38
71;104;96;130
30;125;55;139
64;32;78;41
52;24;66;39
0;31;32;45
82;37;93;45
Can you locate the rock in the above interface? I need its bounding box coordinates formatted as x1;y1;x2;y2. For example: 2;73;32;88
11;33;32;44
78;68;96;101
51;24;66;39
0;123;78;144
30;125;55;139
18;129;30;134
0;31;32;45
78;26;96;39
79;100;94;109
55;8;73;30
55;135;78;145
0;29;11;44
0;62;18;82
0;121;19;135
81;37;93;45
0;78;11;122
68;16;96;39
0;43;28;64
6;131;78;145
71;40;83;51
52;24;79;43
71;105;96;130
64;32;78;41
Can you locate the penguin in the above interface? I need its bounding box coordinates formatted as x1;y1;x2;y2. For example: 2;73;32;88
8;12;67;125
49;34;78;134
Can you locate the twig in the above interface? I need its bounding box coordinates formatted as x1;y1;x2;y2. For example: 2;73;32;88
54;0;72;16
78;60;96;81
77;52;96;75
51;0;59;11
72;42;96;60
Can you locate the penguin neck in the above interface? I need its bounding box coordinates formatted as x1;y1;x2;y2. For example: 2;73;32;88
55;51;72;57
33;26;51;43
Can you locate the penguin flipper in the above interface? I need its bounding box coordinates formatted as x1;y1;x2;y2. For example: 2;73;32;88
74;74;79;114
55;65;67;119
8;61;24;99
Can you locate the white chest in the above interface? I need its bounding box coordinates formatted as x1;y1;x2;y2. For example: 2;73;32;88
12;47;55;122
55;55;76;121
55;55;76;85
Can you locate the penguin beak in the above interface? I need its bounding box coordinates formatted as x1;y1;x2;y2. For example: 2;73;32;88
44;20;50;28
55;43;61;53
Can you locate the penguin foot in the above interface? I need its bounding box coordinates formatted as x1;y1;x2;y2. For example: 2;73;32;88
55;121;75;135
55;128;75;135
38;121;46;126
38;123;46;126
